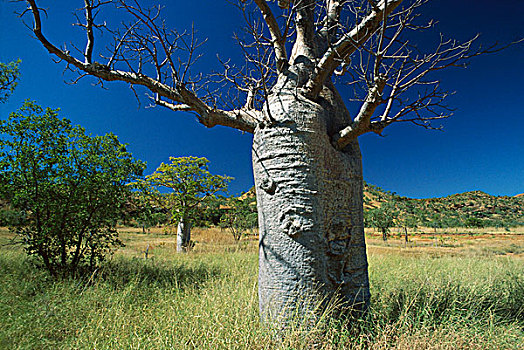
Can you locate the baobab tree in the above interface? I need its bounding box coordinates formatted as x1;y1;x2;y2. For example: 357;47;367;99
139;156;231;252
18;0;504;323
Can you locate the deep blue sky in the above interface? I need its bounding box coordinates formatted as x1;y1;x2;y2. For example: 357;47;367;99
1;0;523;198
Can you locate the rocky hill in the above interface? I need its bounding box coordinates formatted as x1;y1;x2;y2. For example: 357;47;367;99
364;183;524;228
239;183;523;227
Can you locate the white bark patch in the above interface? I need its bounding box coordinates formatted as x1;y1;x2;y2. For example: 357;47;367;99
176;219;191;252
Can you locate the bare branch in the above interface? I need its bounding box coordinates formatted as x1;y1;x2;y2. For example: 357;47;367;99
329;0;518;143
305;0;404;97
83;0;95;63
156;95;261;132
332;75;386;149
319;0;344;45
217;3;280;114
20;0;519;141
290;0;317;60
252;0;289;71
23;0;257;133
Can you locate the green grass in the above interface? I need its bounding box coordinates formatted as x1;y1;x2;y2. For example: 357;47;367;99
0;232;523;349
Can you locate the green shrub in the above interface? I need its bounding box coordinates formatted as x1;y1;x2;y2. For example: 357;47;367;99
0;101;145;276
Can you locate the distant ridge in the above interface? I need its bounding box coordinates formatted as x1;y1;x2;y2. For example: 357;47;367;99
364;183;524;227
240;184;523;227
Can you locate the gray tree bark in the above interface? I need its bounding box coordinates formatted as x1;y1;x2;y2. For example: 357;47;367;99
253;65;370;323
176;218;191;252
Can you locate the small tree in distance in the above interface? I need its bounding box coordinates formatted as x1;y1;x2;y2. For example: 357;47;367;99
221;197;258;241
397;201;418;242
367;201;398;241
402;214;419;243
465;216;486;230
140;157;231;252
0;101;145;276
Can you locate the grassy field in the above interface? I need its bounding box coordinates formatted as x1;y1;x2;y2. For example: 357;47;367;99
0;227;523;349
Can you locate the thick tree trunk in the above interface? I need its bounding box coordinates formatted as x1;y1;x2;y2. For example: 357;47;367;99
253;81;370;324
176;218;191;252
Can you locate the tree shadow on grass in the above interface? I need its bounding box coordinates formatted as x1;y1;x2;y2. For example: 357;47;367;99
76;258;222;292
0;248;222;292
53;259;220;290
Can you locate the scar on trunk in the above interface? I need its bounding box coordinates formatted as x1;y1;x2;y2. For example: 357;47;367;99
279;206;314;238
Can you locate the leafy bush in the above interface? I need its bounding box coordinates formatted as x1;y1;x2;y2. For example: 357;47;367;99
0;101;145;276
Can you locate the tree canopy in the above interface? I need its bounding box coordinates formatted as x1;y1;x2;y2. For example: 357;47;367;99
18;0;500;139
141;156;232;225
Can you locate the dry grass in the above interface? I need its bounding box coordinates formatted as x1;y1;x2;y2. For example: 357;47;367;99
365;227;524;260
116;227;258;258
1;226;523;349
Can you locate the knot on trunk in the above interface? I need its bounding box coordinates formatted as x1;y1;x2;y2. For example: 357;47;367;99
260;177;276;194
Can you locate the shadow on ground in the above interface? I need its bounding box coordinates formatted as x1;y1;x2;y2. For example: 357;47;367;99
80;258;222;291
0;251;221;293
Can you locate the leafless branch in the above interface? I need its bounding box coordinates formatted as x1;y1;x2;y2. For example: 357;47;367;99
330;0;516;147
304;0;403;98
18;0;518;142
212;1;281;115
291;0;317;60
252;0;289;71
22;0;258;133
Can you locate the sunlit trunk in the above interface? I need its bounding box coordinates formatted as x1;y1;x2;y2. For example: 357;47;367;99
253;81;370;323
176;218;191;252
